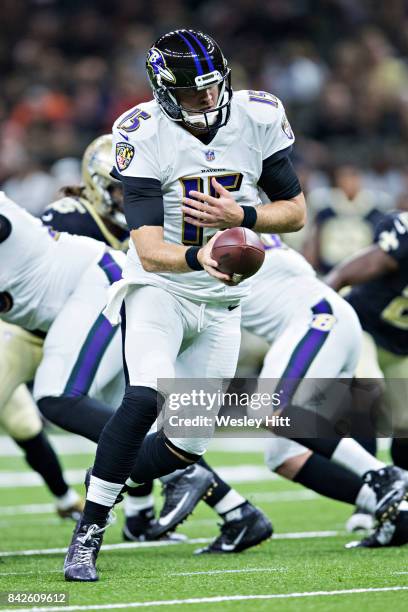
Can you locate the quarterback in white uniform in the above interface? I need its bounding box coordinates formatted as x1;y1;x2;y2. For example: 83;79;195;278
65;28;306;582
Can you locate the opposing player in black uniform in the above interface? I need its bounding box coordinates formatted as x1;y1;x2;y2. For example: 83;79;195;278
42;135;128;250
326;211;408;546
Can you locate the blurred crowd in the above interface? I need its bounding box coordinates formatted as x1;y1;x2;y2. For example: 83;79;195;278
1;0;408;263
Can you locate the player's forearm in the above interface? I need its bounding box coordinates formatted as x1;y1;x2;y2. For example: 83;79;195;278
324;246;397;291
254;193;306;233
132;234;191;273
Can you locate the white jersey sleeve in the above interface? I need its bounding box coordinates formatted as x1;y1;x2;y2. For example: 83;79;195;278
235;90;295;160
112;101;161;181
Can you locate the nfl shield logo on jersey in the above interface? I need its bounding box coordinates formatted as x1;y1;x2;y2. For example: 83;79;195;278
116;142;135;171
205;150;215;161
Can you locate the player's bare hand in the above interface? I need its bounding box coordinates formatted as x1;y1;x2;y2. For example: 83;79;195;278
197;232;239;285
182;178;244;229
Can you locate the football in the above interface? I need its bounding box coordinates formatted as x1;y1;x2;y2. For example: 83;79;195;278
211;227;265;281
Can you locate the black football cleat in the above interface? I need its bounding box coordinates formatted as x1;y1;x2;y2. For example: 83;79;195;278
123;507;155;541
345;509;408;549
64;522;107;582
122;507;187;542
146;464;215;539
194;502;273;554
364;466;408;522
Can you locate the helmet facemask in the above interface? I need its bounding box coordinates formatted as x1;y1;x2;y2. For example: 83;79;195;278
146;31;233;134
172;69;232;133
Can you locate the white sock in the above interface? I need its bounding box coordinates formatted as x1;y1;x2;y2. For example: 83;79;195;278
124;494;154;517
55;488;80;510
214;489;246;515
331;439;385;477
87;475;124;507
355;483;376;514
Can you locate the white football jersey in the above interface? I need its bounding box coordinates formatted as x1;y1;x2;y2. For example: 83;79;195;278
241;236;334;342
112;90;294;303
0;193;105;331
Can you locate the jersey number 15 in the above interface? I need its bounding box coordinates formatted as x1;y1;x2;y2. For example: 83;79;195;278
179;173;243;246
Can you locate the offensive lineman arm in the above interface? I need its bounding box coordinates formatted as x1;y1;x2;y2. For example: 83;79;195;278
324;244;398;291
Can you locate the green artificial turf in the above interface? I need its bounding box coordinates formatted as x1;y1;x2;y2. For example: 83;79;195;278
0;448;407;612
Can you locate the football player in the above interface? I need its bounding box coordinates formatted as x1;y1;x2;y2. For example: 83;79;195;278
0;320;83;519
0;137;128;524
212;215;408;549
326;211;408;448
64;28;306;582
182;172;408;542
325;210;408;546
42;136;215;541
0;136;243;545
148;237;408;551
41;135;128;251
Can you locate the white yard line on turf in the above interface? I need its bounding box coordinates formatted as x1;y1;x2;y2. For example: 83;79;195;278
0;490;317;518
0;465;274;488
0;504;55;515
173;568;286;576
1;586;407;612
0;531;341;558
0;436;266;457
0;568;284;578
0;435;391;457
250;490;318;502
0;570;61;576
0;518;61;528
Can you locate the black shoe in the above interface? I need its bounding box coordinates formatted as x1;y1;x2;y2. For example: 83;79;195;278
146;464;215;539
123;507;155;541
122;507;187;542
364;466;408;522
194;502;273;554
345;509;408;549
64;521;107;582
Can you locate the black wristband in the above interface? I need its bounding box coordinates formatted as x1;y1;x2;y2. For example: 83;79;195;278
185;246;203;271
240;206;257;229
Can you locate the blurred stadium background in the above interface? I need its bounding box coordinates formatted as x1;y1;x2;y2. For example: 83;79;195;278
1;0;408;269
1;2;408;607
